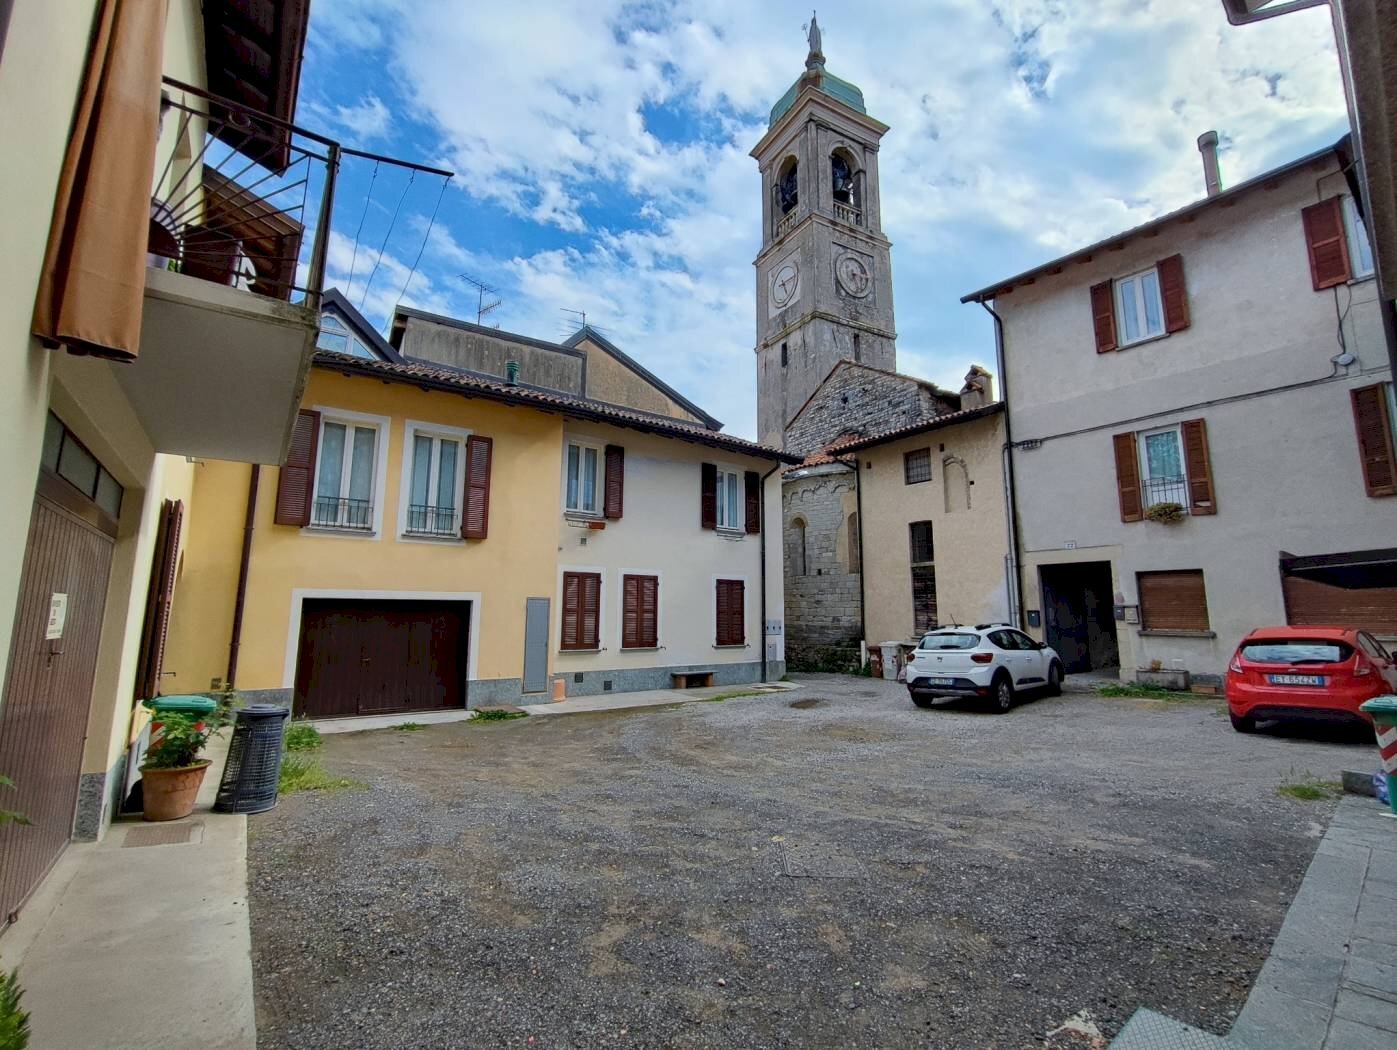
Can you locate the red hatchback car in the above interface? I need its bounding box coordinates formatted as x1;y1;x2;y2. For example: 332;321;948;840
1226;626;1397;732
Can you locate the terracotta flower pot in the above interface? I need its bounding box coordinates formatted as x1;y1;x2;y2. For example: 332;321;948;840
141;760;211;822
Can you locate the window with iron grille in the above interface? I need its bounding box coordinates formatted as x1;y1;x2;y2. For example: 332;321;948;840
909;521;937;633
312;416;379;530
904;448;932;485
403;428;462;537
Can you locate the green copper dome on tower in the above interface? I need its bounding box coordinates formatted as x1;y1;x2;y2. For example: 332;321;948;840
768;14;867;126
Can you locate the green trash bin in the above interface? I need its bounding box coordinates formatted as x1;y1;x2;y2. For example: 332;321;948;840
1359;695;1397;817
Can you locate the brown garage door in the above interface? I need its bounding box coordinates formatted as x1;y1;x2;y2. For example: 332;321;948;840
0;491;115;924
293;600;469;718
1282;551;1397;635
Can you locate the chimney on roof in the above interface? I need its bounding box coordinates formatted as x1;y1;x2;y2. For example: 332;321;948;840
505;360;520;385
959;365;993;410
1197;130;1222;198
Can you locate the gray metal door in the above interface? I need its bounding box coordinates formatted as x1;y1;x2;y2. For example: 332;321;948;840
522;597;549;693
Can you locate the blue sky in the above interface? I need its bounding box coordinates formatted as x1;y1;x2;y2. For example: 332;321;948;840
297;0;1348;439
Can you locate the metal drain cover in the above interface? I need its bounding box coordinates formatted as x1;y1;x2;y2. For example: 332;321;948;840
122;822;203;848
779;842;864;879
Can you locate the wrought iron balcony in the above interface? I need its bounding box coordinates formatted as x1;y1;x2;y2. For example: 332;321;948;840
404;504;459;537
311;497;374;531
833;201;863;226
1143;475;1190;510
149;77;338;307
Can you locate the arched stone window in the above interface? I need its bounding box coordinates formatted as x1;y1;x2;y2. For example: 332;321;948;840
830;148;861;216
789;516;808;576
943;456;971;513
846;512;861;573
777;156;799;215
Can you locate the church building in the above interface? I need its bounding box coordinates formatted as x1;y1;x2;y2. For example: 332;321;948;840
752;19;1005;665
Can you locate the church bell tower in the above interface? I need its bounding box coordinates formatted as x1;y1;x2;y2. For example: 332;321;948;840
752;16;896;451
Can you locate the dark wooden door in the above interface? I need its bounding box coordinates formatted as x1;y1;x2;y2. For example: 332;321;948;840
0;495;115;923
294;600;468;718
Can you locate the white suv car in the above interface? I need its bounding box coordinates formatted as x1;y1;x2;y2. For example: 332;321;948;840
905;624;1063;713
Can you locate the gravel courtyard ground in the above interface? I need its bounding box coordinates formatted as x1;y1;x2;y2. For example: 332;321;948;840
249;674;1370;1049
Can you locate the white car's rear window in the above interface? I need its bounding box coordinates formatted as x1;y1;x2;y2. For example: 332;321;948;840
918;633;980;650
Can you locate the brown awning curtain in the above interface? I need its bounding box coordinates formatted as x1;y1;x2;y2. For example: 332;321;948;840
32;0;168;362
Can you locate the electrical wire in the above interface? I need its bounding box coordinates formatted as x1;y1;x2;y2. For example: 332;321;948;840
390;174;453;326
359;168;415;310
346;160;380;295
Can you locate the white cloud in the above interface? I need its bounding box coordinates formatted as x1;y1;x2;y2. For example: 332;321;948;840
307;0;1348;436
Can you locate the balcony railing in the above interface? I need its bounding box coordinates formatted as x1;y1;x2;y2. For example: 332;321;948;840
833;201;863;226
1143;475;1189;510
312;497;373;531
149;77;340;309
773;210;797;240
405;504;459;537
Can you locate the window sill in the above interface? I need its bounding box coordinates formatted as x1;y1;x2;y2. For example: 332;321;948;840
304;524;377;538
564;511;603;522
713;643;749;650
1115;331;1170;352
620;646;662;652
399;532;463;544
560;647;603;654
715;527;746;539
1138;629;1216;639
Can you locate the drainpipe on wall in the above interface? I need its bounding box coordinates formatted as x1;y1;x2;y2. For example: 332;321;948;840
978;300;1025;629
226;464;260;689
759;462;781;683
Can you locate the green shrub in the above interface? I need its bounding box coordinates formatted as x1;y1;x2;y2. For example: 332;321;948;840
283;721;323;752
392;722;425;732
141;711;219;770
278;755;365;795
0;969;30;1050
471;709;527;723
0;776;29;829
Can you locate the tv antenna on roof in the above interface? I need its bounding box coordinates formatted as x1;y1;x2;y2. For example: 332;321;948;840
459;274;502;326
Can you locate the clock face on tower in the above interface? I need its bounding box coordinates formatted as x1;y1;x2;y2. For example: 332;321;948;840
835;252;872;298
771;259;800;310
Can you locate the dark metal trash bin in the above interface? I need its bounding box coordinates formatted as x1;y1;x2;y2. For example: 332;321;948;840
214;705;290;814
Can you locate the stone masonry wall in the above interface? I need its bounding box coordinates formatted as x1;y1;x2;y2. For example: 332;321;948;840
783;470;862;656
785;362;958;456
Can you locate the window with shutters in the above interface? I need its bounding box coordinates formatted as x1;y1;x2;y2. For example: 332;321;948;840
715;578;746;646
310;411;385;532
1137;570;1211;632
715;468;743;530
1351;382;1397;498
909;521;937;634
1341;196;1376;279
564;441;603;515
1137;426;1189;511
621;574;659;649
904;448;932;485
1114;267;1165;345
399;421;468;538
561;571;602;650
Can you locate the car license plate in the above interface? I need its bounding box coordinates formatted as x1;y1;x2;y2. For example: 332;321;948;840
923;676;954;686
1268;674;1325;686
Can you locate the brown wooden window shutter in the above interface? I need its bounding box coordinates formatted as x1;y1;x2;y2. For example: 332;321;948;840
561;571;601;650
274;409;320;526
1301;197;1352;290
700;462;718;529
1090;280;1118;353
1179;418;1216;514
1138;570;1210;632
1351;383;1396;497
461;434;493;539
1156;254;1190;333
716;578;745;646
135;498;183;701
622;574;658;649
604;444;624;519
744;471;761;534
1112;432;1144;522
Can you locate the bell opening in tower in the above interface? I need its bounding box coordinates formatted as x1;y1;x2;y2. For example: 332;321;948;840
778;157;799;215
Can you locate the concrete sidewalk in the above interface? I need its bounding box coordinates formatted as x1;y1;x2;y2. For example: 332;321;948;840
0;732;255;1050
528;680;799;717
1111;795;1397;1049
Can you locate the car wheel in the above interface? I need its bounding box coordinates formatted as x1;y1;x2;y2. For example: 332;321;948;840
988;674;1014;714
910;692;936;709
1046;662;1062;697
1229;711;1256;734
